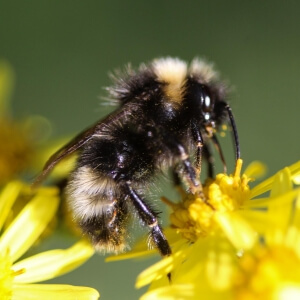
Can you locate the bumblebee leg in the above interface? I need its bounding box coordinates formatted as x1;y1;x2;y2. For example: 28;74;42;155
164;135;200;194
176;144;202;194
125;183;171;257
191;121;226;177
191;121;204;177
78;196;129;253
172;170;181;187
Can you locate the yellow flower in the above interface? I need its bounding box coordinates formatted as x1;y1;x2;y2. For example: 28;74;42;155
0;181;99;300
233;226;300;300
138;160;300;299
0;61;35;183
163;159;255;249
162;159;300;251
107;160;300;299
0;60;75;184
0;60;77;240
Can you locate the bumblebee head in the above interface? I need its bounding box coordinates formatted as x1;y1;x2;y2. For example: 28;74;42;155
198;84;217;136
188;82;218;136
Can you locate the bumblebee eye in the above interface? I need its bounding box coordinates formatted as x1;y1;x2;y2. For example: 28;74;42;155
200;85;214;113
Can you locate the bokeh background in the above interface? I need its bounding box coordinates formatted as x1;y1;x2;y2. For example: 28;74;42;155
1;1;299;299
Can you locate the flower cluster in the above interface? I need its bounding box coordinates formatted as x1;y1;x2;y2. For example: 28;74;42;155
2;58;300;299
0;61;99;299
109;159;300;300
0;181;99;300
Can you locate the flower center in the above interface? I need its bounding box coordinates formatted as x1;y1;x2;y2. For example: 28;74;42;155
233;246;300;300
0;120;33;183
164;159;251;242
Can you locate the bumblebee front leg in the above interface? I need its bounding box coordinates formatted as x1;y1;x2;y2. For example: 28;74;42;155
175;143;202;194
191;120;204;178
164;133;200;193
124;183;171;257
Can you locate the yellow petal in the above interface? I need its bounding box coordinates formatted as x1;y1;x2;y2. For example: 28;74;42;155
275;284;300;300
136;248;189;289
0;181;23;231
105;236;156;262
249;178;273;199
293;193;300;227
175;235;234;291
244;161;267;179
0;187;59;262
12;283;99;300
270;167;293;197
140;284;194;300
244;189;299;209
281;226;300;250
294;174;300;185
136;255;174;289
288;161;300;184
205;248;234;290
106;228;180;262
238;210;282;234
106;248;157;262
13;240;94;283
214;212;257;250
250;161;300;199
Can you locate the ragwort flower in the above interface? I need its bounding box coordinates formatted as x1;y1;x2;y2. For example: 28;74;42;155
0;61;34;183
108;159;300;299
0;60;75;184
233;226;300;300
0;181;99;300
137;160;300;299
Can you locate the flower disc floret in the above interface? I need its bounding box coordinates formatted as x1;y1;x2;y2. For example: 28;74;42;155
167;159;251;242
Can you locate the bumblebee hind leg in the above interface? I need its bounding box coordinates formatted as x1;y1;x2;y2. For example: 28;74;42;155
80;199;129;254
124;183;171;257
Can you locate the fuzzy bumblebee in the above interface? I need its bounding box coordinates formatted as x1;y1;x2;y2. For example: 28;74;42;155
35;57;240;257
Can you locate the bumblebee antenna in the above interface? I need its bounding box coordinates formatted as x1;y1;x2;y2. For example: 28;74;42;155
224;103;240;161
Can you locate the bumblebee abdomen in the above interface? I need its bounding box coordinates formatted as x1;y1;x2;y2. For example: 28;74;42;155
66;165;130;253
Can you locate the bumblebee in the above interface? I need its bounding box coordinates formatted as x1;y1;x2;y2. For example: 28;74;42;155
35;57;240;257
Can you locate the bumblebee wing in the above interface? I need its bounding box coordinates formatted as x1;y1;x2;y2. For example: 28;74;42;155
33;108;129;186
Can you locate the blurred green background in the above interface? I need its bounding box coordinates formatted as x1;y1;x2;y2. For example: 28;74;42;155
1;1;299;299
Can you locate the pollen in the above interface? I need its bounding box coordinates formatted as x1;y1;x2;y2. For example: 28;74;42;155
163;159;251;242
233;245;300;300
